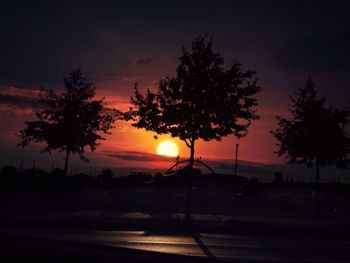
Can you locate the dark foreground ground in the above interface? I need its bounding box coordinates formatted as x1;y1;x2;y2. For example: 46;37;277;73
2;213;350;263
2;225;350;263
1;169;350;262
1;233;216;263
2;209;350;238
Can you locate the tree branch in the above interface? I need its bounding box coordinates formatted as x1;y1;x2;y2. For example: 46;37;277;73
184;139;191;148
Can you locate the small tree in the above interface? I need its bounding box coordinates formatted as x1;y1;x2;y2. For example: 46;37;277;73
127;35;261;168
272;77;350;214
19;69;118;175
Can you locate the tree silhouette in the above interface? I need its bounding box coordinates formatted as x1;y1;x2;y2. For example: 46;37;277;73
272;77;350;214
126;35;261;222
127;35;261;168
19;69;118;175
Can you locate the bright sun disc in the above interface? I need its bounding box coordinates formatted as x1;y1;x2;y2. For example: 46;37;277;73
156;141;179;157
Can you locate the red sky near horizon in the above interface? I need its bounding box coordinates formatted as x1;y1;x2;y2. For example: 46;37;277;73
0;69;340;172
0;76;284;169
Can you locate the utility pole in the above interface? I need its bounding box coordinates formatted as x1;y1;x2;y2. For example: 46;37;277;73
234;144;239;177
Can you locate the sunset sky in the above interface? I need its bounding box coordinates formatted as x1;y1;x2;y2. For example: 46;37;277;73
0;1;349;175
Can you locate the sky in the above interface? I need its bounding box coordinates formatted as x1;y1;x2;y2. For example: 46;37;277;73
0;1;349;177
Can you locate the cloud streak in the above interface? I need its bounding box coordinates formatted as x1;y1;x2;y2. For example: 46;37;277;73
0;86;42;110
103;150;176;162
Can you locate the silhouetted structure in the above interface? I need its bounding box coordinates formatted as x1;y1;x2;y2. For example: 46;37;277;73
272;77;350;215
18;69;119;175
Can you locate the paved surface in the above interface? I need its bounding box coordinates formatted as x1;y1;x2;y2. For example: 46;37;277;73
2;228;350;262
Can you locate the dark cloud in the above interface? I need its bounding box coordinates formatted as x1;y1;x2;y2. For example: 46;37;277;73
0;94;40;109
104;150;175;162
1;1;350;88
135;58;153;66
0;87;42;109
0;2;129;87
0;75;63;88
276;35;350;73
0;73;134;88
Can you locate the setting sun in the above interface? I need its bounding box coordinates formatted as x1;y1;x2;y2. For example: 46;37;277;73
156;141;179;157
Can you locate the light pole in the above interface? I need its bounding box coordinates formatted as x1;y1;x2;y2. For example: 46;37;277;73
234;143;239;177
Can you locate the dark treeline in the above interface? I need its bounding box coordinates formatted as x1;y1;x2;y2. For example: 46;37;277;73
1;164;349;218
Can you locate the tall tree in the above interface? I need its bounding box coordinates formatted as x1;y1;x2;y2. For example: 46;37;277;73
126;35;261;222
127;35;261;169
272;77;350;214
19;69;118;175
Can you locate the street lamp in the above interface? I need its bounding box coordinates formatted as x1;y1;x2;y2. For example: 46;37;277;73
234;143;239;177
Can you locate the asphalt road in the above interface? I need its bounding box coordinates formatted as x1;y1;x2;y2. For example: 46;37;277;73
2;228;350;262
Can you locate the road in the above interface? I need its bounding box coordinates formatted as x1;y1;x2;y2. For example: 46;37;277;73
2;228;350;262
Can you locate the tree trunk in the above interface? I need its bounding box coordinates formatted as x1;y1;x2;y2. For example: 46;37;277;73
185;140;195;225
64;149;70;176
315;158;320;217
189;141;195;169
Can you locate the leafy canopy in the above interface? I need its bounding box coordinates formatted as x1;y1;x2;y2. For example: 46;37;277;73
272;77;350;168
127;35;261;149
19;69;118;161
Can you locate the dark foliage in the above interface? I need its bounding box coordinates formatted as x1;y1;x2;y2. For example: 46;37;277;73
1;165;350;219
272;77;350;214
18;69;119;174
98;168;114;186
126;35;261;168
272;77;350;168
51;168;65;177
0;165;17;178
98;168;113;179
